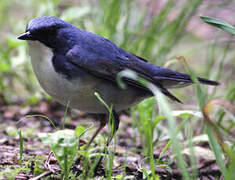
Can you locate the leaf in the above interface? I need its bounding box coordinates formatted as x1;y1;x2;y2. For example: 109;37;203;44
182;146;215;159
172;110;202;118
0;63;11;72
191;134;209;143
39;129;78;178
200;16;235;35
75;125;86;137
115;174;123;180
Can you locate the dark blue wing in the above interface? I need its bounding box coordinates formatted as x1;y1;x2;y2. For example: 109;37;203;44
65;32;218;103
66;44;184;102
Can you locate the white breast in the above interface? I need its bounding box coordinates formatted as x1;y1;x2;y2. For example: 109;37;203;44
28;41;81;106
28;41;55;90
28;41;108;112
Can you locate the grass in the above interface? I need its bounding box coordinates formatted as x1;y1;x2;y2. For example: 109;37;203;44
0;0;234;179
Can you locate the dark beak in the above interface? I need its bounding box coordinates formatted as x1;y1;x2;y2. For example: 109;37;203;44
18;31;33;40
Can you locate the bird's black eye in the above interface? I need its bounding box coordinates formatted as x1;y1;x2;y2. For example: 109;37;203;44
33;25;58;35
29;26;53;37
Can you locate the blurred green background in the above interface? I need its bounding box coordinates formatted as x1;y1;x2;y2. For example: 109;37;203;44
0;0;234;179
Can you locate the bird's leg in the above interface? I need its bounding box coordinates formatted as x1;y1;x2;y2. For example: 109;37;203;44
85;114;106;149
94;110;120;172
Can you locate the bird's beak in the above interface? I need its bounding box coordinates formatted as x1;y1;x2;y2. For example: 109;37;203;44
18;31;32;40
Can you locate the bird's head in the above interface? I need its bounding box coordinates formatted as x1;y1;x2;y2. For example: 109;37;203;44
18;16;74;51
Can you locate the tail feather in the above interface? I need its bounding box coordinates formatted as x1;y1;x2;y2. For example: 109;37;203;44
153;70;219;89
153;73;219;103
132;60;220;102
198;77;219;86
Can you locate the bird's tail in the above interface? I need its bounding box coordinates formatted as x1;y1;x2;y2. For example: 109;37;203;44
197;77;219;86
132;60;220;103
151;70;219;103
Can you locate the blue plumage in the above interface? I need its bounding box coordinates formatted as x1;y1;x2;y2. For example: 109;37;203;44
19;16;218;103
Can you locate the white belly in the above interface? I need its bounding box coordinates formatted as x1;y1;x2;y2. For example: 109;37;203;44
28;41;148;113
28;41;76;103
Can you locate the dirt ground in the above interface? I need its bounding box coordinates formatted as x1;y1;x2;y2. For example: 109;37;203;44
0;99;222;179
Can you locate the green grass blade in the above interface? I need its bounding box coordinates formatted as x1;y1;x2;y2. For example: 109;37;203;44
205;126;227;177
200;16;235;35
157;117;188;163
62;101;70;130
153;86;190;180
23;115;56;129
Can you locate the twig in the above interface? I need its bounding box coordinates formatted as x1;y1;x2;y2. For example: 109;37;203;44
43;151;55;173
29;152;58;180
29;171;52;180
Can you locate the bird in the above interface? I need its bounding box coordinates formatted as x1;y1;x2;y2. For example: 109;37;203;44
18;16;219;157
